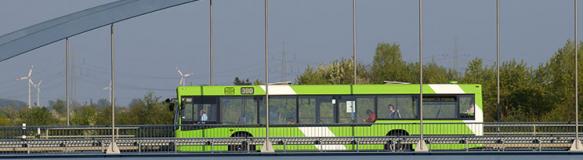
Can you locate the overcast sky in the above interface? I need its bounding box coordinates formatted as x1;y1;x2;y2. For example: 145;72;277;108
0;0;581;106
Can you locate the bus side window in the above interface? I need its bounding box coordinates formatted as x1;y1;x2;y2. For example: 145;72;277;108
356;96;375;123
197;97;218;123
459;95;475;119
298;97;317;124
220;97;257;125
377;95;416;119
259;96;297;125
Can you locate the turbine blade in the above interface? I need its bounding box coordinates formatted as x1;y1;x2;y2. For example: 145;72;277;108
27;66;33;77
176;67;183;76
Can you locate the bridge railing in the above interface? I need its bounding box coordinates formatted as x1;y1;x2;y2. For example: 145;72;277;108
1;122;582;153
0;122;581;140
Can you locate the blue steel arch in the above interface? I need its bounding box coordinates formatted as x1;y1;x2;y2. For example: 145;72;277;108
0;0;198;62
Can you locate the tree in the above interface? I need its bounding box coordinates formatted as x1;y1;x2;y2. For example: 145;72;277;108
122;92;172;124
538;41;583;121
371;43;413;83
297;58;368;84
296;65;328;84
498;60;545;121
18;107;59;125
71;105;98;125
48;99;66;115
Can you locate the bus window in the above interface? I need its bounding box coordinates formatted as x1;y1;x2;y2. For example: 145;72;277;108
180;97;218;124
423;96;457;119
298;97;317;124
199;103;218;122
317;96;335;124
260;96;297;124
338;96;356;124
356;96;375;123
378;95;416;119
196;97;218;123
182;102;196;123
221;97;257;125
459;95;475;119
298;96;343;124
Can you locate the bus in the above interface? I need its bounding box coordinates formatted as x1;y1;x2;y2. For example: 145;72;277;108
170;83;483;152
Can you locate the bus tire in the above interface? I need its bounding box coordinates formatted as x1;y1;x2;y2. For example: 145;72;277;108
229;132;256;152
385;130;412;152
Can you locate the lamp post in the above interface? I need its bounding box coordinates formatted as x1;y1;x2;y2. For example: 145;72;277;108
569;0;582;152
260;0;274;153
415;0;428;152
106;23;120;154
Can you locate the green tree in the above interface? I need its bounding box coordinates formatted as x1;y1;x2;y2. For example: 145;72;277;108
538;41;583;121
71;105;98;125
371;43;414;83
48;99;66;115
297;58;368;84
498;60;545;121
18;107;59;125
122;92;172;124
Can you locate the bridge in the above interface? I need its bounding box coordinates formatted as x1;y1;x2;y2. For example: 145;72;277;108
0;0;582;157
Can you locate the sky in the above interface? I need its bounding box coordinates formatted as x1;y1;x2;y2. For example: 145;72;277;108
0;0;581;106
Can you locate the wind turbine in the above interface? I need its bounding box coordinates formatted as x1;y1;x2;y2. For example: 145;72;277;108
176;67;192;86
33;80;42;106
17;65;33;108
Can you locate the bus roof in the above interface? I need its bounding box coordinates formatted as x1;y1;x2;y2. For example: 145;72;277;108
177;84;482;96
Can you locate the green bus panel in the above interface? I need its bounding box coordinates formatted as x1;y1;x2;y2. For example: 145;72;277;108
174;84;484;152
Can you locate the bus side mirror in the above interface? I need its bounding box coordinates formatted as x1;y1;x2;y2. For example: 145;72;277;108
165;98;176;112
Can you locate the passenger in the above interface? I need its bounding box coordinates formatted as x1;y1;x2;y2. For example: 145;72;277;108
200;110;208;122
365;109;377;123
388;104;401;119
466;105;475;115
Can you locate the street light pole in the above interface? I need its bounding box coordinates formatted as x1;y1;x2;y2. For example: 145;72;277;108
260;0;274;153
570;0;582;152
415;0;428;152
209;0;214;85
65;37;70;126
496;0;501;123
106;23;120;154
352;0;357;85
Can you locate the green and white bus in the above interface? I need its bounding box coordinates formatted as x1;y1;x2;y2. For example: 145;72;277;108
171;83;483;152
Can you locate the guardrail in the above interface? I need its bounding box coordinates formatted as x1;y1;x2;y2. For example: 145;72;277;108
1;122;582;139
0;135;577;154
0;122;582;154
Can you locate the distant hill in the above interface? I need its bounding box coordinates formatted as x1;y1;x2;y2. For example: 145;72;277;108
0;98;26;107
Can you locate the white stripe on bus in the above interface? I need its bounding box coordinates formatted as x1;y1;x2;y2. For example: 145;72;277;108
259;85;296;95
429;84;465;94
299;127;346;150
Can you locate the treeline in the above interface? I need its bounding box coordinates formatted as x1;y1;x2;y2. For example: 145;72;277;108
0;92;172;126
297;41;583;122
0;41;581;125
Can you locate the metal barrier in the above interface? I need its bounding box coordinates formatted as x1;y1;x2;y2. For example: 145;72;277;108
1;122;582;154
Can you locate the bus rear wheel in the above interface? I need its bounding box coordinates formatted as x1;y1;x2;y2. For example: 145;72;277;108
384;130;412;152
229;132;256;152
